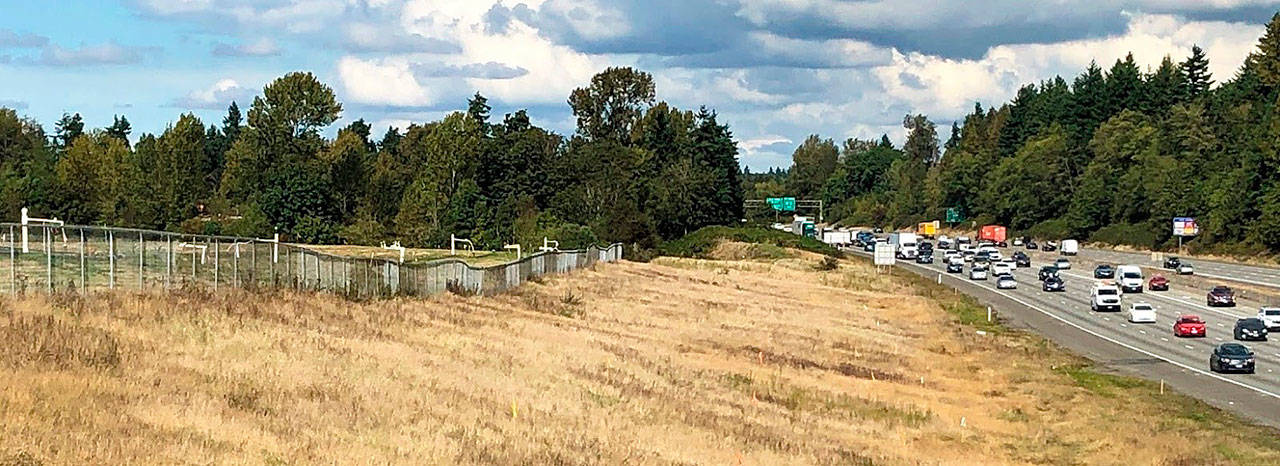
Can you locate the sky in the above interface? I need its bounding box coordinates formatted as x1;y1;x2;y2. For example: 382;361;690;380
0;1;1276;170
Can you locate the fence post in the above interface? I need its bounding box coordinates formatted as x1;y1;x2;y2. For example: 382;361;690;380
213;238;219;291
301;250;307;290
108;230;115;290
138;232;144;290
79;228;85;292
8;225;14;294
166;234;172;290
252;241;258;287
233;243;239;287
45;226;51;292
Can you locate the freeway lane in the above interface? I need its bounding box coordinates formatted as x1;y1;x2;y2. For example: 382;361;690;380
1082;247;1280;289
853;247;1280;427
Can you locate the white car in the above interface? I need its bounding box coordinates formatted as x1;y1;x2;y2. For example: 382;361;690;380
1013;237;1024;246
1128;303;1157;323
1260;307;1280;330
1054;258;1072;270
970;266;989;281
993;262;1014;276
996;275;1017;289
1177;263;1195;275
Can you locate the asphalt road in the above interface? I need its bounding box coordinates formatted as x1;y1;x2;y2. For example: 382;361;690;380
1083;247;1280;289
853;245;1280;428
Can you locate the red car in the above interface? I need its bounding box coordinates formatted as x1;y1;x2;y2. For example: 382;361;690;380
1148;275;1169;291
1174;315;1207;338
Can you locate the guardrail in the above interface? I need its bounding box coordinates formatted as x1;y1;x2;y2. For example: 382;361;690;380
0;223;623;298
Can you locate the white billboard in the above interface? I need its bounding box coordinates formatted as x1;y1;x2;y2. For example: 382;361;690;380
1173;217;1199;237
874;242;896;266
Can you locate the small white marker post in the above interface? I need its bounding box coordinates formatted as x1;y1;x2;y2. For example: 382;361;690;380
987;306;992;322
937;273;942;284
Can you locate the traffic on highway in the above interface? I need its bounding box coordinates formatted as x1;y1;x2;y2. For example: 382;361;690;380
848;233;1280;407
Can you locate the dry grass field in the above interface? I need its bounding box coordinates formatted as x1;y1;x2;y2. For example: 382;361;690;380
1;243;1278;465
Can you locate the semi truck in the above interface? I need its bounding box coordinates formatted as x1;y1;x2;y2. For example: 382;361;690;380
916;221;939;238
888;232;920;259
978;225;1007;243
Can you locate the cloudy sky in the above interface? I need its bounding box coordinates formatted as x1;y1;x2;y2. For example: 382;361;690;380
0;1;1276;169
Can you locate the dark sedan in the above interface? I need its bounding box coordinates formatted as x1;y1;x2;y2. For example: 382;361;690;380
1038;266;1059;281
1094;264;1115;279
1235;318;1269;341
1042;276;1066;292
1207;286;1236;307
1026;240;1038;250
1013;251;1031;268
946;262;963;273
1210;343;1255;374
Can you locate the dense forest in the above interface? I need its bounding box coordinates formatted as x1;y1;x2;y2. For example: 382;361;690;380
0;67;743;252
757;13;1280;254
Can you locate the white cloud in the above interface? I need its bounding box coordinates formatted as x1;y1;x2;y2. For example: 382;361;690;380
211;37;281;57
337;56;441;107
168;78;255;109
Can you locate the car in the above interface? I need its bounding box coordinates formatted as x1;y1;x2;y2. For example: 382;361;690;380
997;241;1008;248
1177;263;1195;275
1013;251;1031;267
993;261;1014;276
1038;266;1059;281
975;251;991;263
1042;276;1066;292
1053;258;1071;270
1209;343;1255;374
1090;284;1122;312
1093;264;1115;279
1234;318;1269;341
970;266;988;281
962;250;975;262
1026;240;1038;250
1260;307;1280;331
863;242;876;252
946;262;964;273
1163;257;1183;269
919;242;934;253
1042;241;1057;252
1148;274;1169;291
938;238;952;249
873;228;884;234
1127;303;1157;323
996;275;1017;289
1115;265;1143;293
1173;315;1206;338
916;254;934;264
1013;237;1025;246
1207;286;1236;307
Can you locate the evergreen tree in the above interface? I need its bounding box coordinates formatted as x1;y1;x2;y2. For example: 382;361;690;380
53;112;84;152
1246;13;1280;90
106;115;132;146
1181;45;1213;98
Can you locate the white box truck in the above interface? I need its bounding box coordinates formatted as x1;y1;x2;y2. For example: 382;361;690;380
1061;239;1079;256
888;232;919;259
1116;265;1143;293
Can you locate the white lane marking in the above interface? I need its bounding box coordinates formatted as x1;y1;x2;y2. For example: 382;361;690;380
1121;323;1128;328
896;260;1280;401
1104;317;1111;321
1219;323;1226;327
1161;337;1170;342
1140;330;1147;334
1216;337;1223;341
1185;345;1194;350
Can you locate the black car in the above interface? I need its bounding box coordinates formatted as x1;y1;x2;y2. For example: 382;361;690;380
1042;275;1066;292
919;242;934;254
1235;318;1269;341
1013;251;1031;268
916;254;934;264
1038;266;1059;281
1207;285;1236;307
1042;242;1057;252
997;241;1008;248
1164;257;1182;269
873;227;884;234
1094;264;1115;279
1026;240;1038;250
946;262;963;273
1210;343;1255;374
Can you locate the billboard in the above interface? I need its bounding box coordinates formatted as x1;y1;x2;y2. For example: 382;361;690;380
1172;217;1199;237
874;242;896;266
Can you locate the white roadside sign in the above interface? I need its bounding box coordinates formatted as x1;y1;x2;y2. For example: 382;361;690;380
874;242;896;266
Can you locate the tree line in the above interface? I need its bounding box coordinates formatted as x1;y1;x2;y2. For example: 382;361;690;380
759;13;1280;253
0;67;744;252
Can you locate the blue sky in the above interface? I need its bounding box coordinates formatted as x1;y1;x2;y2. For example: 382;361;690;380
0;1;1277;169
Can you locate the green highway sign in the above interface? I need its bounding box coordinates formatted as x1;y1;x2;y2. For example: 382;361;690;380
767;197;796;212
946;207;964;223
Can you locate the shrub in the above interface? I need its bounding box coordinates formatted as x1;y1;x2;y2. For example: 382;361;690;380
1089;222;1162;249
659;226;842;259
1025;219;1071;241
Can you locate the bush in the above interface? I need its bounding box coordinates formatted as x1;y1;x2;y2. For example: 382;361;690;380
1089;222;1162;249
659;226;842;259
1025;219;1071;241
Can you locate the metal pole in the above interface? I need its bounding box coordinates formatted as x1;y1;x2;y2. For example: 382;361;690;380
79;228;85;292
214;239;219;291
139;232;144;290
108;230;115;290
252;240;258;286
165;234;172;290
8;225;14;294
45;226;51;292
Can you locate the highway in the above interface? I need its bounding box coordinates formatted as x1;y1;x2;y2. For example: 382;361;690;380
1083;247;1280;290
854;244;1280;427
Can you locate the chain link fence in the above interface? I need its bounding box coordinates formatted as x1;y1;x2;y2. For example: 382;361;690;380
0;223;623;298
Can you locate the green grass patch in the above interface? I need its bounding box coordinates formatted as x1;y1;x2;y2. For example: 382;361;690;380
658;226;842;259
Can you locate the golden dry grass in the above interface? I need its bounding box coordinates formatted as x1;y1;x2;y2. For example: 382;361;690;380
1;249;1278;465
